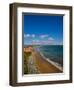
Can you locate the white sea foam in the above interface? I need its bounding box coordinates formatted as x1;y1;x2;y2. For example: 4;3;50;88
39;52;63;71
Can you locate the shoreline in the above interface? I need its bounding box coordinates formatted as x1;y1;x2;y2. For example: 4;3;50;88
39;52;63;71
31;48;63;73
24;46;63;74
34;47;63;71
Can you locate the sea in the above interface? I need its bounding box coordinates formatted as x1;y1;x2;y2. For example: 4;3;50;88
34;45;63;67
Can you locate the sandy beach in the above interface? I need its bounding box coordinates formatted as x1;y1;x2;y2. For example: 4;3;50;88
24;46;63;74
31;50;62;74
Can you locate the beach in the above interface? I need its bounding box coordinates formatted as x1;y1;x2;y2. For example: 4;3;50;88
24;46;63;74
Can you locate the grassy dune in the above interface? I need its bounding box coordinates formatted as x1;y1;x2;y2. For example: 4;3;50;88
24;52;31;74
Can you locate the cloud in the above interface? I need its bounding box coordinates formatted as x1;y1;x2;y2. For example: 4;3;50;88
32;34;35;38
48;37;54;41
24;34;36;38
40;35;48;39
32;40;41;45
32;40;39;43
32;39;54;45
24;34;30;37
41;41;50;45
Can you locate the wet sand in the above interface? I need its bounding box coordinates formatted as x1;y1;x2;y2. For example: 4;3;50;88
32;50;63;73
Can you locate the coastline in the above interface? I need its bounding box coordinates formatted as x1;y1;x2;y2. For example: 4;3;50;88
39;52;63;71
34;46;63;71
24;46;63;74
31;47;63;73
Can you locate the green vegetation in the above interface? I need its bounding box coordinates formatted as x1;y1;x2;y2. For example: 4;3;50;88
24;52;31;74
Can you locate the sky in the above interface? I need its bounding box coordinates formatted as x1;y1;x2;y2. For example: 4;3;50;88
24;14;63;45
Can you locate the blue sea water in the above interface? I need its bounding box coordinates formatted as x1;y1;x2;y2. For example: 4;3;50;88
35;45;63;67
